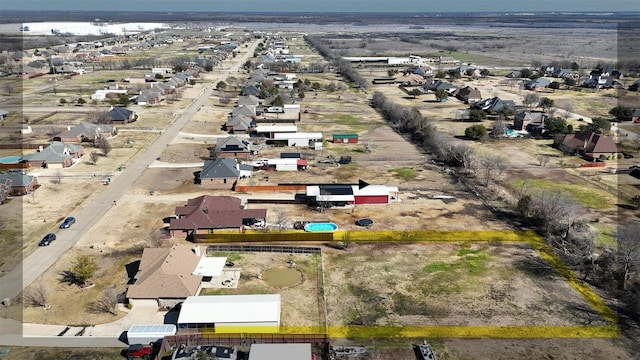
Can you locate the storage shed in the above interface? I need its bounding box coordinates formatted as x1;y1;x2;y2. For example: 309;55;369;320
127;324;176;345
177;294;281;333
332;133;359;144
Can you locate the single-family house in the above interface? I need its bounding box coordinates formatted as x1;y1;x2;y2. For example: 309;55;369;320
513;111;548;133
424;80;458;94
0;172;39;195
198;158;240;189
628;79;640;92
231;105;256;119
136;89;162;106
552;69;575;78
505;71;522;79
107;107;136;125
209;136;259;160
169;195;267;238
224;114;255;134
53;122;116;143
395;73;425;86
454;86;482;104
237;95;261;113
22;142;83;168
473;97;516;114
523;77;551;91
554;131;618;160
126;244;205;306
240;85;260;97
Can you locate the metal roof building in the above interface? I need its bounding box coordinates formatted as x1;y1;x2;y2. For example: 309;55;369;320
177;294;281;333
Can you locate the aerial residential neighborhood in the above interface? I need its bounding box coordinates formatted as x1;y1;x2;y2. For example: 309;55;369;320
0;5;639;360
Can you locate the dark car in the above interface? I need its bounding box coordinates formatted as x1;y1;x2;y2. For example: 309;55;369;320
59;216;76;229
38;233;56;246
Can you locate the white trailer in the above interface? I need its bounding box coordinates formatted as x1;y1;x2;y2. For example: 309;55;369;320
127;324;176;345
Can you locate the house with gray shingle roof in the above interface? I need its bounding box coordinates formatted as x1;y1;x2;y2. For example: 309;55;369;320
0;172;39;195
240;85;260;97
53;122;116;143
231;104;256;118
107;107;136;125
22;142;83;168
237;95;261;112
225;114;255;134
523;77;551;91
513;111;548;132
209;136;259;160
473;97;516;114
198;158;240;189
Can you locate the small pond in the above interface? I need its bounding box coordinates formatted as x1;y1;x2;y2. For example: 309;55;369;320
260;266;302;288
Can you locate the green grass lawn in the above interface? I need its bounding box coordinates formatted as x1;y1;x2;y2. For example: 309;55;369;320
513;178;616;209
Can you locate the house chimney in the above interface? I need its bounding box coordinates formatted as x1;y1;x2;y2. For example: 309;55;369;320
67;126;71;131
193;246;201;257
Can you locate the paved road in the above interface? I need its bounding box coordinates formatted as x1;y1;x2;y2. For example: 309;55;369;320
0;39;259;346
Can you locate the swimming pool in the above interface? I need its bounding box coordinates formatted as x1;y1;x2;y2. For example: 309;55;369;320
304;222;338;232
0;155;23;164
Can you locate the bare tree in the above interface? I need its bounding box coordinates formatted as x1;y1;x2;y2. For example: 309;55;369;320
96;135;112;156
88;106;110;124
479;153;508;186
616;223;640;290
537;154;551;167
24;282;50;309
89;151;99;164
452;143;477;176
93;287;118;315
54;169;64;184
273;209;288;230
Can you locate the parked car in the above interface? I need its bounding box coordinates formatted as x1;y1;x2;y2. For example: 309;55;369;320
59;216;76;229
126;343;158;360
38;233;56;246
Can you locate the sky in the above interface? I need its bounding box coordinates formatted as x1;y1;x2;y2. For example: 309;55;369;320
2;0;639;13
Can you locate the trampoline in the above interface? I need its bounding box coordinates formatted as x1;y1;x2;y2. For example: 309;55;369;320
355;218;374;227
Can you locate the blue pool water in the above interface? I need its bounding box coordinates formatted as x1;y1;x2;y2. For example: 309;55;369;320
304;222;338;232
0;155;22;164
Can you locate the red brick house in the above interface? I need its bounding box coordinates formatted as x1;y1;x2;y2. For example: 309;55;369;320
555;131;618;160
169;195;267;239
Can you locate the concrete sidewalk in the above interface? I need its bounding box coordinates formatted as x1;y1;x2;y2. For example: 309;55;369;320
1;305;168;346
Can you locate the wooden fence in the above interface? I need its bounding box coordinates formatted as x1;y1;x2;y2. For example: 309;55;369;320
193;232;334;243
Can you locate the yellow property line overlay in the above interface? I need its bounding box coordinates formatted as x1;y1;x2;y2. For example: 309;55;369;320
215;229;620;338
274;325;619;338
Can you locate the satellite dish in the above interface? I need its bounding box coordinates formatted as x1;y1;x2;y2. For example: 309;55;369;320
358;179;370;190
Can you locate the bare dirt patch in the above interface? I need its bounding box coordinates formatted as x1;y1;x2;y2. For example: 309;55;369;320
200;251;323;328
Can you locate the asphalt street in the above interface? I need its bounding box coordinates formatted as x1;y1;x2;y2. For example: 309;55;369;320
0;39;259;346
